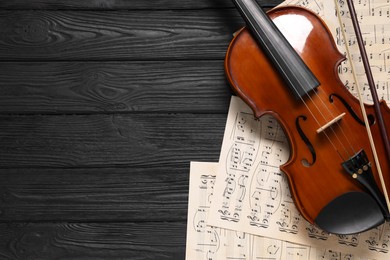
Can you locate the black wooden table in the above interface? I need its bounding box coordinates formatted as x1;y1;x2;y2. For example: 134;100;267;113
0;0;280;258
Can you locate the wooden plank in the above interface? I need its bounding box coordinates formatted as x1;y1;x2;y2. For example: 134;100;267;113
0;0;282;10
0;9;243;60
0;222;186;259
0;167;192;221
0;61;232;114
0;113;226;168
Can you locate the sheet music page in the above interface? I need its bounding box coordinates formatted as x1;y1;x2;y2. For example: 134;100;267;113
282;0;324;16
285;0;390;105
186;161;365;260
207;96;389;259
324;0;390;105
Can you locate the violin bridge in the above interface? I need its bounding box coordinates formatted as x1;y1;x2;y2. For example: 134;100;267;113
316;113;346;134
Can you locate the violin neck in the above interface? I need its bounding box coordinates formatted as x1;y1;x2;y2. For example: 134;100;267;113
232;0;319;98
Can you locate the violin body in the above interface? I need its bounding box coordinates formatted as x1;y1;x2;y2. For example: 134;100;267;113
225;6;390;234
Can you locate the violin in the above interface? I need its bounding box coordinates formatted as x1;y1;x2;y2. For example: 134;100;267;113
226;0;390;234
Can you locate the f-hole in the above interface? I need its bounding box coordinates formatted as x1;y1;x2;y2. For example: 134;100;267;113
296;115;316;167
329;94;375;125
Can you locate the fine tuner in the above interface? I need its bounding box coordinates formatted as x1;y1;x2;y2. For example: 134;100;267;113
225;0;390;234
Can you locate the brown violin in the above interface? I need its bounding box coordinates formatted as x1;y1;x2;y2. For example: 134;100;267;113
226;0;390;234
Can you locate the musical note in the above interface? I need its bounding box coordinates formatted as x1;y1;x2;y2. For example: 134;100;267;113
365;223;390;253
186;160;372;259
206;96;389;259
283;0;324;16
324;0;390;105
338;234;360;247
188;0;390;258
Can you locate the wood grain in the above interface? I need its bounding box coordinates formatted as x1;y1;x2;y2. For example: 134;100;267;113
0;10;243;60
0;61;232;114
0;114;225;167
0;167;191;222
0;0;281;10
0;0;283;258
0;222;186;259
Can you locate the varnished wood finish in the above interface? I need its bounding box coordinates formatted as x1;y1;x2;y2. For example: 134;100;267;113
0;0;283;257
225;6;390;229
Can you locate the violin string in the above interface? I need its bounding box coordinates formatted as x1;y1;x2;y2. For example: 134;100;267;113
243;2;357;161
277;71;346;161
244;0;360;160
307;77;357;156
323;0;364;156
274;69;351;161
334;0;390;212
253;14;357;161
303;87;355;158
271;46;352;160
272;8;367;161
281;13;362;160
304;92;349;159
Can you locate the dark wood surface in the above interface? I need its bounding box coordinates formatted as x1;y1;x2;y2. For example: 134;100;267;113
0;0;280;258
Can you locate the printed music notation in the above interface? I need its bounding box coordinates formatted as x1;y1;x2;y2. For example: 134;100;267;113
283;0;324;16
321;0;390;105
206;96;389;259
282;0;390;105
186;161;363;260
187;0;390;259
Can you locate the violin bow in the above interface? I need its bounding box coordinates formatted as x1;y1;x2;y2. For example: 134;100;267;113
334;0;390;211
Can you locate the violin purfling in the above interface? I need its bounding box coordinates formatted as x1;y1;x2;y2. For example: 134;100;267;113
226;0;390;234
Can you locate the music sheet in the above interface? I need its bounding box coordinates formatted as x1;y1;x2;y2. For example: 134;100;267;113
324;0;390;105
186;161;364;260
283;0;324;17
207;96;389;259
187;0;390;259
286;0;390;105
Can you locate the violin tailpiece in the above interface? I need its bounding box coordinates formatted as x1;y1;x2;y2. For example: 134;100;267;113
341;149;390;219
